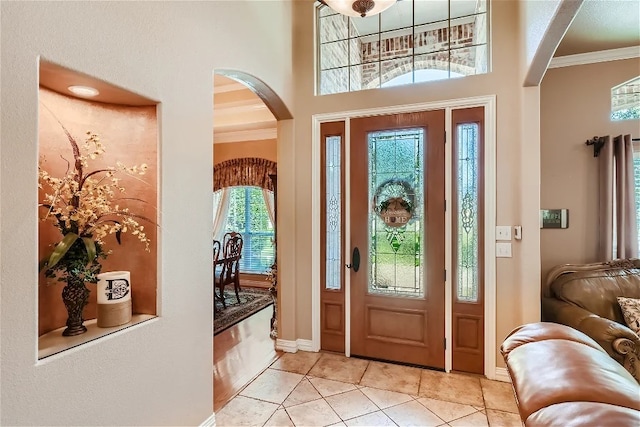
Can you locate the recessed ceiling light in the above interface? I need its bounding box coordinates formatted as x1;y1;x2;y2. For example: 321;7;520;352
68;85;99;97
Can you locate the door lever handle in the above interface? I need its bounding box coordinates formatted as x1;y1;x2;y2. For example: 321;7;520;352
346;247;360;272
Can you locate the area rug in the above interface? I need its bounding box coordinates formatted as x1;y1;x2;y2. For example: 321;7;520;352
214;287;273;336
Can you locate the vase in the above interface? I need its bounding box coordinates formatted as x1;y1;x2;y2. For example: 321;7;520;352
61;274;91;336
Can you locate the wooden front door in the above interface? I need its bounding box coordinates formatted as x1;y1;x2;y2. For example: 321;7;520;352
350;111;446;368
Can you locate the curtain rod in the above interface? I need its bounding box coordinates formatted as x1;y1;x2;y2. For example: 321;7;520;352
585;135;639;157
585;136;606;157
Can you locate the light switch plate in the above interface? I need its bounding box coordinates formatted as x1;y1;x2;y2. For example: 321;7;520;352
496;242;512;257
496;226;512;241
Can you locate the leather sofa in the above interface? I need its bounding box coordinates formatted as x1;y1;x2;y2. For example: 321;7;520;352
501;322;640;426
541;259;640;381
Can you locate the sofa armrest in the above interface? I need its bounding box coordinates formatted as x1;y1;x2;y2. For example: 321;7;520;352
543;297;640;381
613;337;640;383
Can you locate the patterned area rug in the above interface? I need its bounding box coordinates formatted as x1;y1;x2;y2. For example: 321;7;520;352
214;287;273;336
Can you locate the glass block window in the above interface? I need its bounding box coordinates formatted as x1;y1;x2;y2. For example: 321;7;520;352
611;76;640;121
456;123;479;302
224;186;275;274
317;0;489;95
368;129;424;297
326;136;342;290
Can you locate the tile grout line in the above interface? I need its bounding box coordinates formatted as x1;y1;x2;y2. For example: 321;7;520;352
224;352;519;427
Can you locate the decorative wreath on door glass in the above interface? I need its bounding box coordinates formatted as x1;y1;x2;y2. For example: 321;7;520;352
372;179;416;228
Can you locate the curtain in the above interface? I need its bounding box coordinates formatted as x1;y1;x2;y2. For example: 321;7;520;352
214;157;277;191
262;189;275;229
598;134;638;260
213;188;230;243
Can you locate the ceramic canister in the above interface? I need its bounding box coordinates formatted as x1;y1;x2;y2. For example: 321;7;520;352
96;271;132;327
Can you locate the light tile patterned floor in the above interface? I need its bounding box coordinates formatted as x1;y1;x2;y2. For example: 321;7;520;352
215;352;522;427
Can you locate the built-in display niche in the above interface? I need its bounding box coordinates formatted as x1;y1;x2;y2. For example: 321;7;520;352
38;60;159;359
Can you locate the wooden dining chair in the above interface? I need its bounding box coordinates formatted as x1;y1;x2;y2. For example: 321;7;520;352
216;232;243;307
213;240;223;307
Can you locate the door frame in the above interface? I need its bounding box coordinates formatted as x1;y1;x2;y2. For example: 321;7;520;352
311;95;497;378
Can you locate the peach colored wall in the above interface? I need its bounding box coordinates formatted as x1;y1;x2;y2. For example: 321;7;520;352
213;139;277;165
38;88;158;336
540;58;640;282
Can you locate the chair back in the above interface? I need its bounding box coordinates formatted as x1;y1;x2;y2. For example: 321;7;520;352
222;232;243;259
213;240;222;263
221;232;243;282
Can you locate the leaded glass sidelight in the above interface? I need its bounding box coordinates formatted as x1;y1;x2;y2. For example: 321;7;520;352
325;136;342;290
456;123;479;302
368;129;424;297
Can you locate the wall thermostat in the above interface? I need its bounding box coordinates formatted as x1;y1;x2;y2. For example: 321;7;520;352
540;209;569;229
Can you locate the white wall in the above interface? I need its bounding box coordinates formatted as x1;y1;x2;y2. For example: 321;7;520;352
520;0;563;72
0;2;293;425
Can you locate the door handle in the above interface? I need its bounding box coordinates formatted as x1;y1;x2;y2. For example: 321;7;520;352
346;247;360;272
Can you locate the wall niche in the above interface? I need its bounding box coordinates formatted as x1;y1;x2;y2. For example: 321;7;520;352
38;60;159;359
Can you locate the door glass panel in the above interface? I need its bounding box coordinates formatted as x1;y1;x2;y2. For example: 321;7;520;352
368;129;424;297
456;123;479;302
326;135;342;290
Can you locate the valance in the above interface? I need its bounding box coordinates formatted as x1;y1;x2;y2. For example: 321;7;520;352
213;157;277;192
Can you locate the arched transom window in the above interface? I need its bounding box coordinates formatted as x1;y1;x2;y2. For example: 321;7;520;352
316;0;489;95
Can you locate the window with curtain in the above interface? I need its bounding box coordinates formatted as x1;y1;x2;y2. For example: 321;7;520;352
214;186;275;274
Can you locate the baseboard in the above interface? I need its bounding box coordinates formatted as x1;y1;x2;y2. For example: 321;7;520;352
276;338;317;353
275;339;298;353
494;367;511;383
297;339;315;352
200;413;216;427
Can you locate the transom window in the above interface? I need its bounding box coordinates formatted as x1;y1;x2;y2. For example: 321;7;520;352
316;0;489;95
611;76;640;121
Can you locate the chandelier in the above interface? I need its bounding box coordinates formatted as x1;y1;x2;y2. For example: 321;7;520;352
323;0;397;18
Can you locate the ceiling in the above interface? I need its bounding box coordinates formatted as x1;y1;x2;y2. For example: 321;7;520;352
213;74;277;145
211;0;640;145
554;0;640;56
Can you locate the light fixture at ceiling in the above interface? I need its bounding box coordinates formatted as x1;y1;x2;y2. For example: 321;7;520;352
323;0;397;18
67;85;99;97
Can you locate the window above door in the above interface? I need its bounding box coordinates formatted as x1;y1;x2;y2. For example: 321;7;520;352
315;0;490;95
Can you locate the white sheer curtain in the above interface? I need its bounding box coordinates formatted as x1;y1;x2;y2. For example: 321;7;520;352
213;188;230;243
262;189;275;229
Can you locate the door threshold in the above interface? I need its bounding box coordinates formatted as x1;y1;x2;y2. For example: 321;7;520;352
349;354;446;372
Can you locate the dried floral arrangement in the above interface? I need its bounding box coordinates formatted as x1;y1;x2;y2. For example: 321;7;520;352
38;119;154;285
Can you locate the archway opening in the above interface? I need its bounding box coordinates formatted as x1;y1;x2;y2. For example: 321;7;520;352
212;70;289;412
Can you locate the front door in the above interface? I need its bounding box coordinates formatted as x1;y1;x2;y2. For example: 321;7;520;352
350;111;446;368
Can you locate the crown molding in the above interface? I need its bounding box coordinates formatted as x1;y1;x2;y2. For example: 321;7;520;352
214;127;277;144
549;46;640;69
213;81;249;94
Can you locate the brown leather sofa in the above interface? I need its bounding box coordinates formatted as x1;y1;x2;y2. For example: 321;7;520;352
501;322;640;426
541;259;640;381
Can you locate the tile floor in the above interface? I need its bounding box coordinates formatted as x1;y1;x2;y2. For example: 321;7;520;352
215;351;523;427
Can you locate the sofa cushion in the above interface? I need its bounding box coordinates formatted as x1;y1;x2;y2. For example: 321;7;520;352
528;402;640;427
503;322;640;426
505;340;640;420
501;322;606;355
618;296;640;334
550;268;640;323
